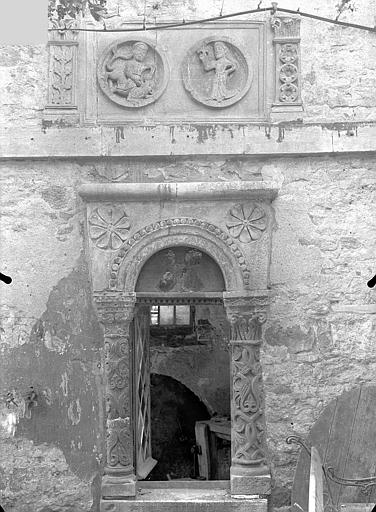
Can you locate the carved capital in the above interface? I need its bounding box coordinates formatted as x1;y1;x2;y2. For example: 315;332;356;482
270;16;301;40
48;16;79;42
94;291;136;332
223;293;269;341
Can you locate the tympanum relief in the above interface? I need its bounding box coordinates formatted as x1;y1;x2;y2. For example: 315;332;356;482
182;37;253;108
97;40;169;107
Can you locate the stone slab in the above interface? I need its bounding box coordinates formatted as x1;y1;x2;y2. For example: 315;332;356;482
1;123;376;158
100;488;268;512
231;473;272;496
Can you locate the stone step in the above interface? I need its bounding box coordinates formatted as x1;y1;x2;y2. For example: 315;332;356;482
101;487;268;512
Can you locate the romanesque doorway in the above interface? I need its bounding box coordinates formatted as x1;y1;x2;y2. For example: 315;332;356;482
133;246;231;482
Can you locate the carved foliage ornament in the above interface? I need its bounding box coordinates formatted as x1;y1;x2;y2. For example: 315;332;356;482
232;343;266;465
229;312;266;341
107;417;132;467
50;46;74;105
226;203;267;243
89;206;130;250
98;39;169;108
182;37;253;108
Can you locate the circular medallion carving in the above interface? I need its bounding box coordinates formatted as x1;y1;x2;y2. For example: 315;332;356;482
181;37;252;108
97;39;169;108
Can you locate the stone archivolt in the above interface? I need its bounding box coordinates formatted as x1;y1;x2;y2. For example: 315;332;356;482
181;36;253;108
97;39;169;108
108;217;251;289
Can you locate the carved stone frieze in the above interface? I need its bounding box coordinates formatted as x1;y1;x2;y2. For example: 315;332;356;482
109;217;251;290
97;39;169;108
182;37;252;108
226;203;267;244
232;341;267;467
89;206;131;250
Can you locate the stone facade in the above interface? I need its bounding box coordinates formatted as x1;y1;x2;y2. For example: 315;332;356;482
1;0;376;511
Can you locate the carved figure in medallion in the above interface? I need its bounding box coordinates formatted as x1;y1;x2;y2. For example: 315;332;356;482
182;37;252;108
106;42;155;100
197;41;238;103
98;40;169;108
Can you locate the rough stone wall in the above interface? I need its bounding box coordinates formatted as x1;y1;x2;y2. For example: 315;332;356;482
1;156;375;509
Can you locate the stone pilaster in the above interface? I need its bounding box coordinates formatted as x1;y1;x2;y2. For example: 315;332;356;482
270;14;303;121
44;17;79;122
94;291;137;499
223;292;271;496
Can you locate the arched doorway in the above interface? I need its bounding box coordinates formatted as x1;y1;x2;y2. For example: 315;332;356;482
149;374;210;481
132;246;230;481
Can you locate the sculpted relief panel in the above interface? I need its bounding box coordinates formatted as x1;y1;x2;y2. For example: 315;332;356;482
87;23;265;121
181;37;252;108
97;40;169;107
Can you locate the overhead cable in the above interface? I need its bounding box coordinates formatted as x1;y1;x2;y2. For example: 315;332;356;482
49;5;376;33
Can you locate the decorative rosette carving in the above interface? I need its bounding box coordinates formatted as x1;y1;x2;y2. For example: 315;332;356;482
226;203;267;243
97;39;169;108
89;206;130;250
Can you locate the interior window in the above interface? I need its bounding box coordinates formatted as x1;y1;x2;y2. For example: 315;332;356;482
150;305;191;326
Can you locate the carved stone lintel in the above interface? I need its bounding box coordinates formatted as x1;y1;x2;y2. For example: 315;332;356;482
94;290;137;498
224;293;270;495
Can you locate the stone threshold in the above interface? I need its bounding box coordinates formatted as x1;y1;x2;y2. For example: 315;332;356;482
100;484;268;512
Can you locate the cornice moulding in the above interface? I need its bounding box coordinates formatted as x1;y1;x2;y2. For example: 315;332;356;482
78;181;279;202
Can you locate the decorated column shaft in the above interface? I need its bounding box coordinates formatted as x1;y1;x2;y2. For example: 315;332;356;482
94;291;137;499
270;14;303;118
224;293;271;496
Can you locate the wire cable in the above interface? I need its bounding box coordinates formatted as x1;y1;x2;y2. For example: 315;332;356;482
48;5;376;33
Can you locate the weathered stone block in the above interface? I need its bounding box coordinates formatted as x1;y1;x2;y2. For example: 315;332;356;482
231;471;272;496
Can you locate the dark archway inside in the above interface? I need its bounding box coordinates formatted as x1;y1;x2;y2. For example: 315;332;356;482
147;374;210;481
